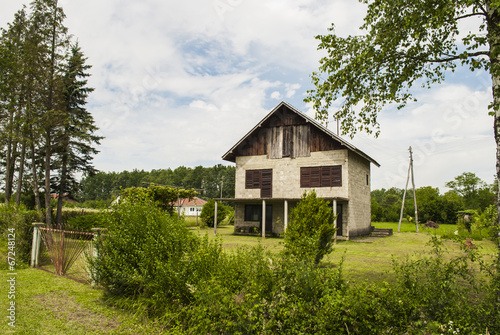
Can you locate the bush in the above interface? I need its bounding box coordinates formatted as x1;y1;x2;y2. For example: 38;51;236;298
89;197;208;316
66;213;105;231
0;203;43;266
200;199;229;227
284;190;336;264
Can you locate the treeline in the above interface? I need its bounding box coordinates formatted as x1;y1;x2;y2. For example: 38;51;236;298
372;172;495;224
77;164;235;202
0;0;101;227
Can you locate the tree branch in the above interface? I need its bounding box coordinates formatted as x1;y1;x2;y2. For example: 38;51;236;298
425;50;489;63
455;12;487;21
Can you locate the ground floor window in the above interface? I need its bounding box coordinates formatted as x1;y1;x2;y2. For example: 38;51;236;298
244;204;272;222
245;205;261;221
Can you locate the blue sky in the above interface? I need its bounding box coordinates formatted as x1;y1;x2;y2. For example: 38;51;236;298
1;0;495;191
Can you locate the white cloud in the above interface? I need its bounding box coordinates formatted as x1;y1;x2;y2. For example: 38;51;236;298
0;0;495;191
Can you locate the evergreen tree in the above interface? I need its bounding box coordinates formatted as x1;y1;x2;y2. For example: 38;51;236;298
54;43;101;226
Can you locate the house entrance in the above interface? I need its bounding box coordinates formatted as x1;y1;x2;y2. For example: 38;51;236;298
336;204;343;236
265;205;273;232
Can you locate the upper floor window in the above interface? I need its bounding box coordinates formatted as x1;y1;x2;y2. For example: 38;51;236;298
300;165;342;188
245;169;273;198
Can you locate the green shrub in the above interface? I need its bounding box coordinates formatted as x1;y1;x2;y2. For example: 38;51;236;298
66;213;105;231
200;199;229;227
0;203;42;266
89;197;206;316
284;190;335;264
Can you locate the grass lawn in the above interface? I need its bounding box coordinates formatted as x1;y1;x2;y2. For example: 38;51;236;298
191;223;497;281
0;268;165;334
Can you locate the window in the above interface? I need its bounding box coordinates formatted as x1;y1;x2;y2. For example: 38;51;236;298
244;204;273;222
245;170;262;189
245;169;273;198
300;165;342;188
366;174;369;186
245;205;262;221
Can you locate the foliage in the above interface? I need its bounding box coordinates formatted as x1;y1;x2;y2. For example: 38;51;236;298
371;184;470;225
89;198;202;315
0;1;101;225
284;190;336;264
0;203;42;265
88;204;498;334
199;199;230;227
120;184;196;214
446;172;495;211
65;213;104;231
305;1;495;137
54;42;102;226
77;165;236;202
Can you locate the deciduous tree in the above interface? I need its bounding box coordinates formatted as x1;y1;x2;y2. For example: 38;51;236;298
305;0;500;226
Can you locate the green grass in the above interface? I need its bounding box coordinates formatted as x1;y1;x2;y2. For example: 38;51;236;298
0;268;166;334
191;223;497;281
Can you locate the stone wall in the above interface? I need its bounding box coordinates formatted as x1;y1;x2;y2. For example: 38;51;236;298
235;150;349;199
347;151;372;237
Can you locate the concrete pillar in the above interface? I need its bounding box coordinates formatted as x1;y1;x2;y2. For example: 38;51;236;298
214;201;218;235
284;200;288;232
262;199;266;239
31;222;44;267
333;199;338;245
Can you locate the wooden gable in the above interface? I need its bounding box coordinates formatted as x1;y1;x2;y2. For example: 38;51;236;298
222;102;380;167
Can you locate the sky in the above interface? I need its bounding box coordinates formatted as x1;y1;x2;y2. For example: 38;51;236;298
1;0;496;192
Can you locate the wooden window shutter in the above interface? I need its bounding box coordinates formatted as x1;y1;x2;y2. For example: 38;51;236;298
246;170;262;189
300;167;311;188
310;167;321;187
301;165;342;188
260;169;272;198
331;165;342;187
321;166;332;187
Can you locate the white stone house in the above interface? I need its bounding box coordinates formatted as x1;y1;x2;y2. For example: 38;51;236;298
219;101;380;239
173;197;207;216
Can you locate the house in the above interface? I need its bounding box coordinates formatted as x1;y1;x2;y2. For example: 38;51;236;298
219;101;380;239
173;197;207;216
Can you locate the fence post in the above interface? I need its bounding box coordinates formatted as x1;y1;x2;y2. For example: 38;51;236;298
31;222;44;268
90;228;104;286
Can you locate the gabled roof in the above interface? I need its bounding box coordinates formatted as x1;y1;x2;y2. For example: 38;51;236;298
222;101;380;167
172;197;207;207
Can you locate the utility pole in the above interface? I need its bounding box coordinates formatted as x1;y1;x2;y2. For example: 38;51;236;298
398;146;419;232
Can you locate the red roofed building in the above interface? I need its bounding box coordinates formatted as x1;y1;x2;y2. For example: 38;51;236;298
173;197;207;216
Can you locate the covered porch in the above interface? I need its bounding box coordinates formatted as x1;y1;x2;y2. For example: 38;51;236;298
214;197;349;240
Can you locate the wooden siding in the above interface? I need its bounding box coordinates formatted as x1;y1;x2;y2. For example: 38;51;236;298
229;104;345;161
310;126;343;152
293;124;310;158
269;127;282;159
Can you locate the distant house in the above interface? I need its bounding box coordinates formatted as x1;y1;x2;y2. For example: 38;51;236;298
173;197;207;216
219;101;380;239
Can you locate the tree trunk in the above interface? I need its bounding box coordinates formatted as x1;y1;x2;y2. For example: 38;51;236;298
44;132;52;227
56;148;68;228
487;0;500;311
15;140;26;205
30;133;42;212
